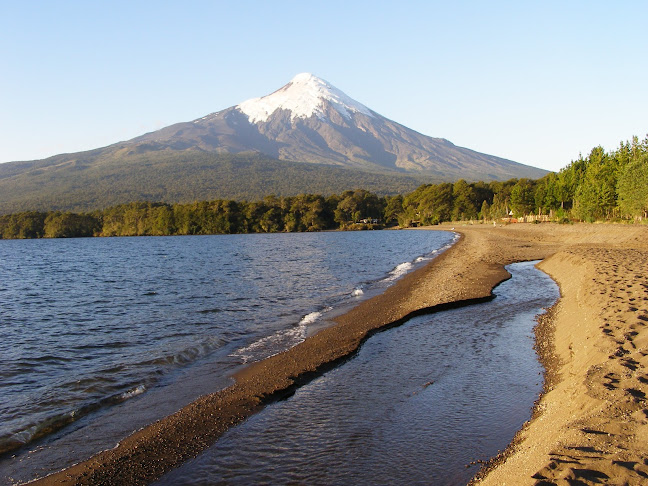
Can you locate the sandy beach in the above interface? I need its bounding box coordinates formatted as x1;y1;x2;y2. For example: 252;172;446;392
32;223;648;485
475;224;648;486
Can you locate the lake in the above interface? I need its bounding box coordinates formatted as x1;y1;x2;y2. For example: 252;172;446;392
157;260;559;485
0;230;456;483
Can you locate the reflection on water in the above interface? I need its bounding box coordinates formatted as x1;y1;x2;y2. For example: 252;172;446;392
158;261;559;486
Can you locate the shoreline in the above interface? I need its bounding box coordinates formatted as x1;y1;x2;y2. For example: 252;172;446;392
475;224;648;485
29;223;648;485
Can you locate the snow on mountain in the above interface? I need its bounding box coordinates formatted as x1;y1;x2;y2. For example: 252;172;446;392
119;72;547;181
0;73;551;214
236;73;374;123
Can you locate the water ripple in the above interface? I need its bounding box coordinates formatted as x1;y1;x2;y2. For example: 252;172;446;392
0;231;453;477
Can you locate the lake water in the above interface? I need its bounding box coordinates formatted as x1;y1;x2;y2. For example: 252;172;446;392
157;260;559;486
0;230;456;483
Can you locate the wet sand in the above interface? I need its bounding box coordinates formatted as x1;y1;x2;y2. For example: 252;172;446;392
31;223;648;485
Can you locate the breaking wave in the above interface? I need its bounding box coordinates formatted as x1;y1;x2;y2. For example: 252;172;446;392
384;261;414;282
232;307;332;364
0;383;148;456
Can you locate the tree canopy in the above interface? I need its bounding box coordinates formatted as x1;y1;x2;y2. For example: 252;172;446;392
1;135;646;239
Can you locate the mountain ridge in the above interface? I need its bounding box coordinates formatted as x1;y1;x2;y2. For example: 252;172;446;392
124;73;545;179
0;73;548;213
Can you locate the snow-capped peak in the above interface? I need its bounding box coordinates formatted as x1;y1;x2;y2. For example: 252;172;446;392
236;73;374;123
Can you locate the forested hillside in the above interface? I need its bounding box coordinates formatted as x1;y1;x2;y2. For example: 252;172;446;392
0;151;429;214
1;136;645;239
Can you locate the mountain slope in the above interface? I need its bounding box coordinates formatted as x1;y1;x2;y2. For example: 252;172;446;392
0;73;547;213
131;73;546;180
0;151;430;213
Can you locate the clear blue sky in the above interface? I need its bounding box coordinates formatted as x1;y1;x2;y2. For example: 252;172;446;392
1;1;646;172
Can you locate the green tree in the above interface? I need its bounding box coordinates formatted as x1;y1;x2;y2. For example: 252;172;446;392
617;153;648;219
44;212;100;238
419;183;454;224
259;207;283;233
150;204;175;235
574;147;619;221
479;200;491;221
451;180;478;221
534;173;560;215
0;212;46;239
302;195;328;231
510;179;535;217
334;189;381;225
383;195;404;225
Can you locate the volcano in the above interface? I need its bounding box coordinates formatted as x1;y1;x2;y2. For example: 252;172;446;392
129;73;545;180
0;73;547;212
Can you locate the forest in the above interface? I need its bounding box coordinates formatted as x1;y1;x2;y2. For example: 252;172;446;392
1;136;646;239
0;151;428;214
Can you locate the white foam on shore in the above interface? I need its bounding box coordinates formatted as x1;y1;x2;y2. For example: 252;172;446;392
120;385;146;400
300;311;323;325
383;261;413;282
231;233;460;365
231;307;332;364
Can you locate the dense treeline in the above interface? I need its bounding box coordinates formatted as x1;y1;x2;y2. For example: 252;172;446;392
570;136;648;221
0;190;386;238
1;137;646;239
398;135;648;224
